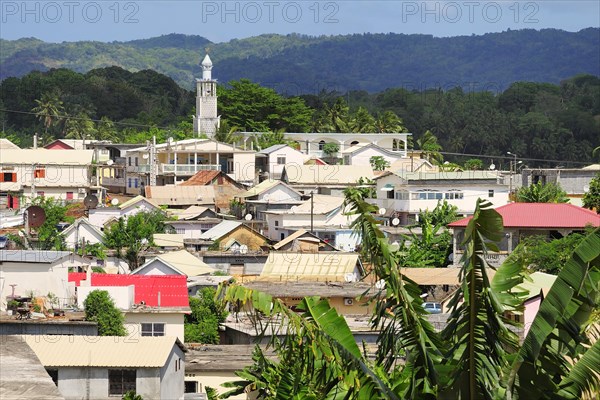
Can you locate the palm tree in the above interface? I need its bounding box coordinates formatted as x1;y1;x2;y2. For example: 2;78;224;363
64;112;97;140
31;92;64;141
373;110;406;133
369;156;390;171
350;106;375;133
416;130;444;165
515;181;569;203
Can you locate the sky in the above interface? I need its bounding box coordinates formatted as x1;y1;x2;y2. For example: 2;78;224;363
1;1;599;43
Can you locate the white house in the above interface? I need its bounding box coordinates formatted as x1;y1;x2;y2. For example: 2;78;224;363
374;170;509;225
281;165;375;196
24;335;185;400
145;185;216;208
88;195;162;229
0;250;87;310
341;143;408;168
256;144;308;179
62;218;104;249
168;206;223;241
264;195;359;251
237;179;304;222
71;273;190;343
0;149;93;207
125;139;256;194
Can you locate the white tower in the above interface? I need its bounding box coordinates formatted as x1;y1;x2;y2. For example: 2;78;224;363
193;53;220;137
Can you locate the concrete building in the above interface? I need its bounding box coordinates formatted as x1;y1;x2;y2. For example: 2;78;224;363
374;170;509;225
0;149;93;208
255;144;308;179
281;165;375;196
0;319;98;336
61;218;104;250
70;273;190;343
24;335;186;400
236;179;303;224
193;54;220;137
521;166;600;206
88;195;162;229
0;250;87;311
145;185;216;208
448;203;600;267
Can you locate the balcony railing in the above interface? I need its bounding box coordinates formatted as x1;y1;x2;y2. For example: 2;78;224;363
130;164;221;175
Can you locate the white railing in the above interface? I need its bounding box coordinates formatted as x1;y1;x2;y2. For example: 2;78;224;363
101;177;126;187
129;164;221;175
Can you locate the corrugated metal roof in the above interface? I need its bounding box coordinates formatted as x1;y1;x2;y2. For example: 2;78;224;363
449;203;600;228
198;220;242;240
24;335;179;368
259;144;288;154
284;165;374;185
153;234;184;247
179;170;221;186
68;273;190;307
146;185;215;206
118;195;161;210
0;250;72;263
153;250;215;276
396;171;500;181
0;138;20;150
517;271;557;298
238;180;282;198
398;267;492;285
0;149;93;165
266;195;344;215
260;252;361;280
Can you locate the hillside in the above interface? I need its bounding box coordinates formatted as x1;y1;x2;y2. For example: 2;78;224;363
1;29;598;92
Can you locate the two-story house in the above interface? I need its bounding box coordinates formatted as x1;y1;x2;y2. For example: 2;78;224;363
0;149;93;207
264;194;359;250
255;144;308;179
374;170;509;225
125;139;255;194
237;179;304;225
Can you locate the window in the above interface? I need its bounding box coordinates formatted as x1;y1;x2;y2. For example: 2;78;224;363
445;190;464;200
318;140;325;150
134;179;139;189
274;220;279;227
0;172;17;182
108;369;136;396
128;178;132;188
134;157;138;166
128;157;131;166
185;381;199;393
277;156;286;165
37;191;45;197
488;189;495;198
141;322;165;337
34;168;45;178
280;233;285;240
387;189;395;199
46;369;58;386
66;192;74;200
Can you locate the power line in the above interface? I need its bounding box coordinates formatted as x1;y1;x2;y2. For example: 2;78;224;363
0;108;183;131
438;151;593;166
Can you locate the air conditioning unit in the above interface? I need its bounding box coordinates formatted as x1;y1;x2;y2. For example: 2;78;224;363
78;188;87;194
344;298;354;306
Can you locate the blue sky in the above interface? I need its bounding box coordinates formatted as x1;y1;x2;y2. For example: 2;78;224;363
1;1;599;43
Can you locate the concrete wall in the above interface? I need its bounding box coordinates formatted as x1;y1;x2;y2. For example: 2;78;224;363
57;367;107;400
0;260;72;311
77;285;134;310
264;147;307;179
159;343;186;400
0;321;97;336
345;146;401;167
88;208;122;229
137;368;161;399
124;312;185;343
200;254;268;275
64;223;103;249
232;153;256;183
185;371;243;399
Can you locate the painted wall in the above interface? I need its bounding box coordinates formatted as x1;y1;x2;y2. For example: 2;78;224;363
63;223;103;249
134;259;178;276
88;201;158;228
77;285;134;310
0;260;72;311
170;221;218;240
159;343;186;400
124;312;185;343
264;147;307;179
232;153;256;183
184;371;243;399
345;146;402;167
523;295;542;338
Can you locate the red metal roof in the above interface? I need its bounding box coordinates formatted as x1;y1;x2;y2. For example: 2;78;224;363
68;273;189;308
449;203;600;229
180;170;222;186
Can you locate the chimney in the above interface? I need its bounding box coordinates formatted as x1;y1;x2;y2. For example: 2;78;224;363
33;133;38;149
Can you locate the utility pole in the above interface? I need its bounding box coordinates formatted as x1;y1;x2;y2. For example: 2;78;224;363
507;152;517;201
149;136;157;187
310;191;314;234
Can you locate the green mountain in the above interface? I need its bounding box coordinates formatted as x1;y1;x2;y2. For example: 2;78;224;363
1;29;599;92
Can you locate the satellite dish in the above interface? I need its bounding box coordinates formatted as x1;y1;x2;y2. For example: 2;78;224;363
489;163;496;170
83;194;99;209
142;154;149;159
290;206;298;213
390;241;400;252
392;217;400;226
344;273;356;283
378;207;386;216
106;159;114;166
244;214;253;221
26;205;46;228
111;198;119;206
239;245;248;254
375;279;386;290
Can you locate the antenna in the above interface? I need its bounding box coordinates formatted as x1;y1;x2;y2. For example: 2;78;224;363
83;194;99;210
26;205;46;228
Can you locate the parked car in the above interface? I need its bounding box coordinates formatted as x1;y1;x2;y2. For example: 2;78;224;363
423;302;442;314
0;235;9;249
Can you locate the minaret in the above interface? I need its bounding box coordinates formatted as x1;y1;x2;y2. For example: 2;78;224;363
193;53;220;137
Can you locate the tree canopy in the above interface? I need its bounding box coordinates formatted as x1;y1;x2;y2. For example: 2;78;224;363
84;289;127;336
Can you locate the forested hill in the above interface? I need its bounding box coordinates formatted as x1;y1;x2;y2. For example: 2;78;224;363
1;28;598;92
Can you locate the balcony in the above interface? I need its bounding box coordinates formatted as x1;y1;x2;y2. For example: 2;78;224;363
101;177;126;187
129;164;221;175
